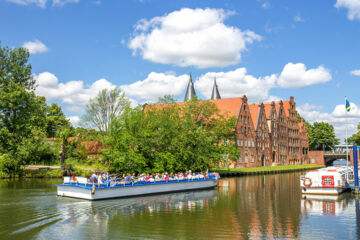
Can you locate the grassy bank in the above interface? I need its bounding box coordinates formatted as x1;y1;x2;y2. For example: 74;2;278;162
213;164;324;177
0;165;95;179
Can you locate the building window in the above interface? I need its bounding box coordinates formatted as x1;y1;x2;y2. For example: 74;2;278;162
245;140;247;147
239;154;242;163
240;140;243;146
251;156;254;163
312;158;315;164
237;139;240;146
244;154;248;163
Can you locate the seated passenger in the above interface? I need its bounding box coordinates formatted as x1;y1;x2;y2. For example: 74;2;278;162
187;173;192;180
89;172;98;184
155;173;161;182
149;174;155;182
125;173;132;184
178;173;184;180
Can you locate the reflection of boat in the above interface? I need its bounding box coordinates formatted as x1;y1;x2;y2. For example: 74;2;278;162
300;167;353;195
301;194;350;216
56;175;219;200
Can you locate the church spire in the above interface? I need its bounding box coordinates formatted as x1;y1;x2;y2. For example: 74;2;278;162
184;73;197;101
211;77;221;100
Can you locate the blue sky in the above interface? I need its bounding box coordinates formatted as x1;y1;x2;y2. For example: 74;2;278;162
1;0;360;141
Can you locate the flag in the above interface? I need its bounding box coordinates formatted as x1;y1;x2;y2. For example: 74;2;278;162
346;99;351;112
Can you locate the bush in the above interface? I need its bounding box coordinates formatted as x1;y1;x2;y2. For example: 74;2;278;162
0;154;22;176
17;138;57;165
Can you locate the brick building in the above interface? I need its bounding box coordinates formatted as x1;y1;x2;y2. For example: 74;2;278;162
179;75;310;167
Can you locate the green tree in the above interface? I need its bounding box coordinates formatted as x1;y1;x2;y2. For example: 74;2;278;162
45;103;71;138
0;43;64;175
308;122;339;150
347;122;360;146
74;127;104;141
102;98;239;173
0;43;50;174
82;88;130;134
57;127;74;172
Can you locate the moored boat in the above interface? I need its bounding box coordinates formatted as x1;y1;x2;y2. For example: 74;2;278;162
56;173;219;200
300;166;353;195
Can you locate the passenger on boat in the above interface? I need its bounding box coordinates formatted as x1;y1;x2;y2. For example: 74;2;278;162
187;173;193;180
125;174;132;184
90;173;98;184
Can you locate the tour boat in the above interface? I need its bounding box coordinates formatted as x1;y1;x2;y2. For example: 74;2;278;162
55;174;219;200
300;166;353;195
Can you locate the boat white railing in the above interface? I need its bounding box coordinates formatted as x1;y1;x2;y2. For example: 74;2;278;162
61;174;219;189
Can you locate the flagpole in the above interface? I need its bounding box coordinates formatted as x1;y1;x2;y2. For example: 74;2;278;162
345;96;349;169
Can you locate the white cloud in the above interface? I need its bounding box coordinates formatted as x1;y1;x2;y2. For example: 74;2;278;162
294;15;304;22
277;62;332;88
193;62;331;102
335;0;360;20
120;72;189;102
350;69;360;76
7;0;78;7
195;68;277;102
297;102;360;142
67;116;80;126
128;8;262;68
7;0;47;7
22;39;48;54
52;0;79;7
262;2;270;9
34;72;116;111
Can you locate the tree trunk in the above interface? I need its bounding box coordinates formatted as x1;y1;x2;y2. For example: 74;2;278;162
60;144;65;172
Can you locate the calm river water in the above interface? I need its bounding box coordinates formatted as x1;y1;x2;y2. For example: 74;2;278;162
0;172;359;239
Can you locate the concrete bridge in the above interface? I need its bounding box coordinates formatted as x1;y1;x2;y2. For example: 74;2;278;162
324;151;349;166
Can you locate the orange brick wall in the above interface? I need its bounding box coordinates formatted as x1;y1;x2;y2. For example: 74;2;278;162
308;151;325;166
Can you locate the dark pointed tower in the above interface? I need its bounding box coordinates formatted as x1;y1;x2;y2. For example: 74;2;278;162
184;73;197;101
210;77;221;100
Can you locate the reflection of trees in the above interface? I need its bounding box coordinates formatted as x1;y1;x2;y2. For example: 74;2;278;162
103;175;302;239
216;174;302;239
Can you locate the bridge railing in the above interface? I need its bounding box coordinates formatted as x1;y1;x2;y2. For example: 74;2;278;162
324;150;349;155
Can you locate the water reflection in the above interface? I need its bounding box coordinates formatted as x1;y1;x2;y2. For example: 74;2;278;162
1;174;360;239
301;194;352;216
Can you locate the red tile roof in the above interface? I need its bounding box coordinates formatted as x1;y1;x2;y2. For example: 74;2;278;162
248;103;260;129
208;97;243;118
263;103;272;119
148;97;243;118
82;141;105;154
